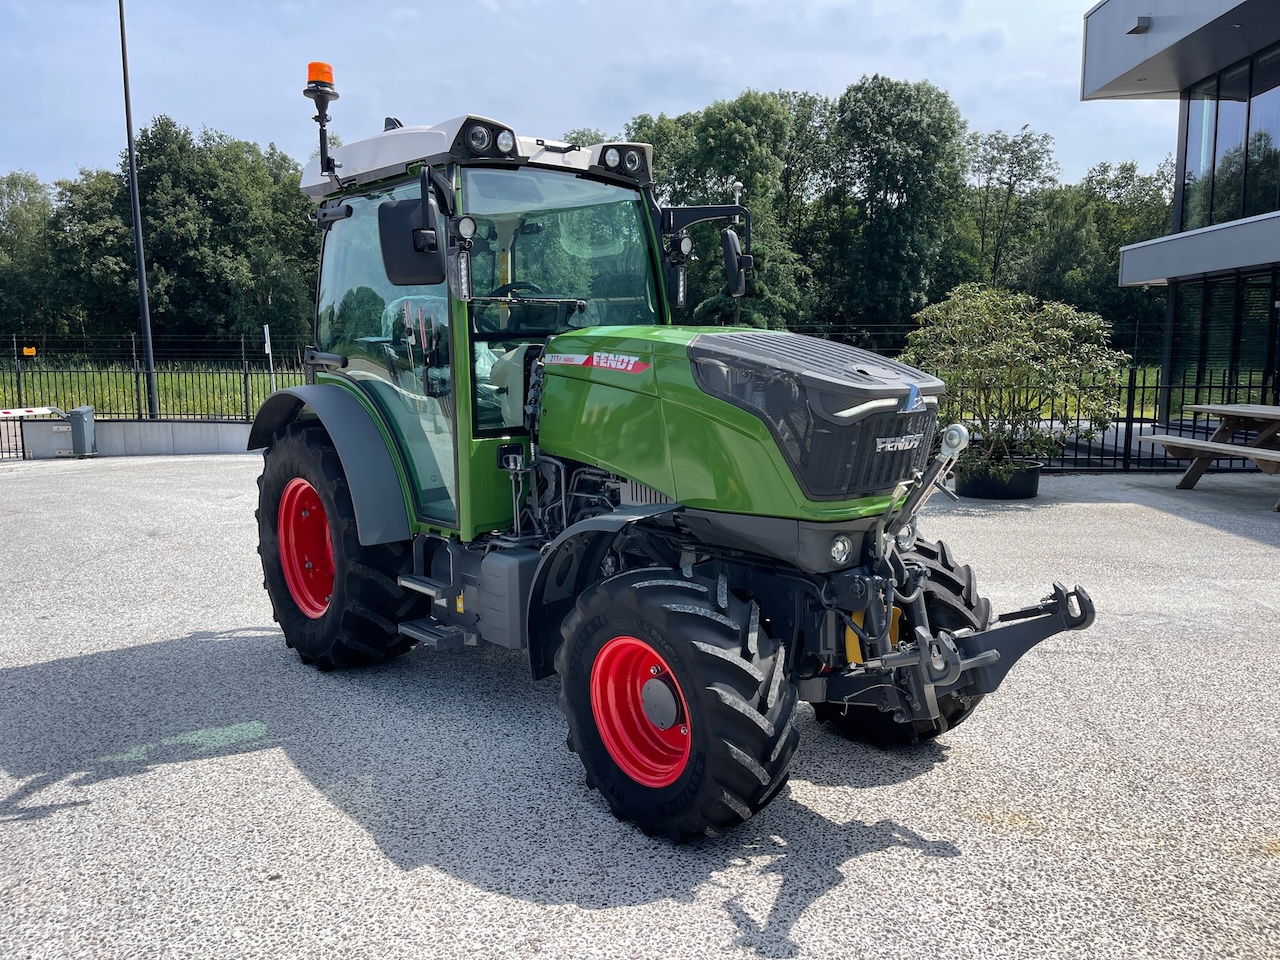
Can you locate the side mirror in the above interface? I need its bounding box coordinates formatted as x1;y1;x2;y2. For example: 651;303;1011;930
379;183;447;287
721;228;751;298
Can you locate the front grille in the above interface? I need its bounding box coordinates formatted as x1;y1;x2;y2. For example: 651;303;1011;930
800;410;936;499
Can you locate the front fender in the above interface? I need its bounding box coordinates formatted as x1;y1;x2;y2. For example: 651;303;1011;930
526;505;678;680
249;385;411;547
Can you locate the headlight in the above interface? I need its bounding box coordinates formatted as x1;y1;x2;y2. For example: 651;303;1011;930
830;535;854;565
603;147;621;169
467;124;492;152
496;129;515;153
624;149;642;173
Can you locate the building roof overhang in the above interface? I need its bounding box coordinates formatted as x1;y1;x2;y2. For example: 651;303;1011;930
1082;0;1280;101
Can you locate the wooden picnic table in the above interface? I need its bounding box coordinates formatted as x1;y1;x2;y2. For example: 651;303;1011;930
1137;402;1280;510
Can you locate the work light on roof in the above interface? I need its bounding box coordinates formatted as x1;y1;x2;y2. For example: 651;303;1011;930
468;124;492;152
496;129;515;153
603;147;621;169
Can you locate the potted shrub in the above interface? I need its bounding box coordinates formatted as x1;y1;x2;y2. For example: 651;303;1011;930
900;283;1129;499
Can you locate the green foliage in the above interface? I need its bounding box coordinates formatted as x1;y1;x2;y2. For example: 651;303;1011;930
1;84;1174;369
967;126;1059;286
901;284;1130;479
1012;158;1172;363
630;91;800;328
800;76;968;349
2;117;316;352
562;127;608;147
0;171;57;336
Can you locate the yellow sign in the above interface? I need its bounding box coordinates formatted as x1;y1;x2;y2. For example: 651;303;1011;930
21;346;35;357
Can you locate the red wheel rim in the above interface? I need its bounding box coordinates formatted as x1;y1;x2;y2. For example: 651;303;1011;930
590;636;691;788
277;477;334;619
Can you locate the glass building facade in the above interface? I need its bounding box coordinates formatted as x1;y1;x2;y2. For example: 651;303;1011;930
1181;43;1280;230
1172;43;1280;399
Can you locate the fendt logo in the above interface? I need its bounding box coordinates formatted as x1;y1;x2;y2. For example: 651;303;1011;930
592;352;648;372
875;433;924;453
544;352;651;374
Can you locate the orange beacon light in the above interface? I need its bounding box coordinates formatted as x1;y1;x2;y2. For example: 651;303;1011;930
304;62;340;177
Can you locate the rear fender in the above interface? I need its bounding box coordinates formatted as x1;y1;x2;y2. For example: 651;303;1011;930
526;505;677;680
249;385;411;547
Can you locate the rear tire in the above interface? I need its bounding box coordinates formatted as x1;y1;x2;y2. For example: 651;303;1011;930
815;538;991;746
257;422;424;670
557;569;800;840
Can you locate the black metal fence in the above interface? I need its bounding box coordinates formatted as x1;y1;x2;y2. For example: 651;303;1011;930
1041;367;1277;472
1;357;305;421
0;420;20;461
3;334;309;419
3;346;1277;473
1;334;309;460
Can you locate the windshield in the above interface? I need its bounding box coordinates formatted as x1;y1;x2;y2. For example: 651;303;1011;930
460;167;660;336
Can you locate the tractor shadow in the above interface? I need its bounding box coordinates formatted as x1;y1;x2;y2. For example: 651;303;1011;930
0;629;957;955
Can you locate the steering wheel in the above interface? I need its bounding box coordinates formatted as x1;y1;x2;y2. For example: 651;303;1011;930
487;281;544;298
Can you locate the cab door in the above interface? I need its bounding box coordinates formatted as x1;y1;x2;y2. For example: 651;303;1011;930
315;180;459;528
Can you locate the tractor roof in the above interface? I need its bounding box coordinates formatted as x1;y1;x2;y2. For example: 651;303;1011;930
299;114;653;201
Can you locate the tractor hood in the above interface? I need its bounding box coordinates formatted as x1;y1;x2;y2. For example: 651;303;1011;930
536;327;944;519
686;332;943;502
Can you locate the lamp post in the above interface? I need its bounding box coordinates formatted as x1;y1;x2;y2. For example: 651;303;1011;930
118;0;159;419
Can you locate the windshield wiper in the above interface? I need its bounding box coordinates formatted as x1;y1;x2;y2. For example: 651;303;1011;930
471;296;587;314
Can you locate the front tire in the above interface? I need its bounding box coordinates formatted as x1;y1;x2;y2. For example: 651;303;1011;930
557;569;799;840
815;537;992;746
257;422;424;670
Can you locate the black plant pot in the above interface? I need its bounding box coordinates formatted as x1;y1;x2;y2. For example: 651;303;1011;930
955;461;1043;500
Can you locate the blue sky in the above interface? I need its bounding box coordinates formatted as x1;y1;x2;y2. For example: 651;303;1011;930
2;0;1175;185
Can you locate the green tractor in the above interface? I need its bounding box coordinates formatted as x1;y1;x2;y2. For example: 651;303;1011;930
249;64;1095;840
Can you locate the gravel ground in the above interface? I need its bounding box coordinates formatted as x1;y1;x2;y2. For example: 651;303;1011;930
1;454;1278;960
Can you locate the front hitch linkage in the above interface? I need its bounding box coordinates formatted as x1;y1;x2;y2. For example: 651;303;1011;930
818;582;1096;725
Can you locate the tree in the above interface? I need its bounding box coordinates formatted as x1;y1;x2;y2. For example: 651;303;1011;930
0;171;56;336
562;127;608;147
7;116;318;353
128;117;316;349
968;126;1059;285
629;93;801;329
625;111;700;206
807;75;967;348
47;168;135;341
774;90;836;249
1013;158;1172;363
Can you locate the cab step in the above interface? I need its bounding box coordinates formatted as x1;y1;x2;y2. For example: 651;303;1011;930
398;618;466;650
398;574;449;598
